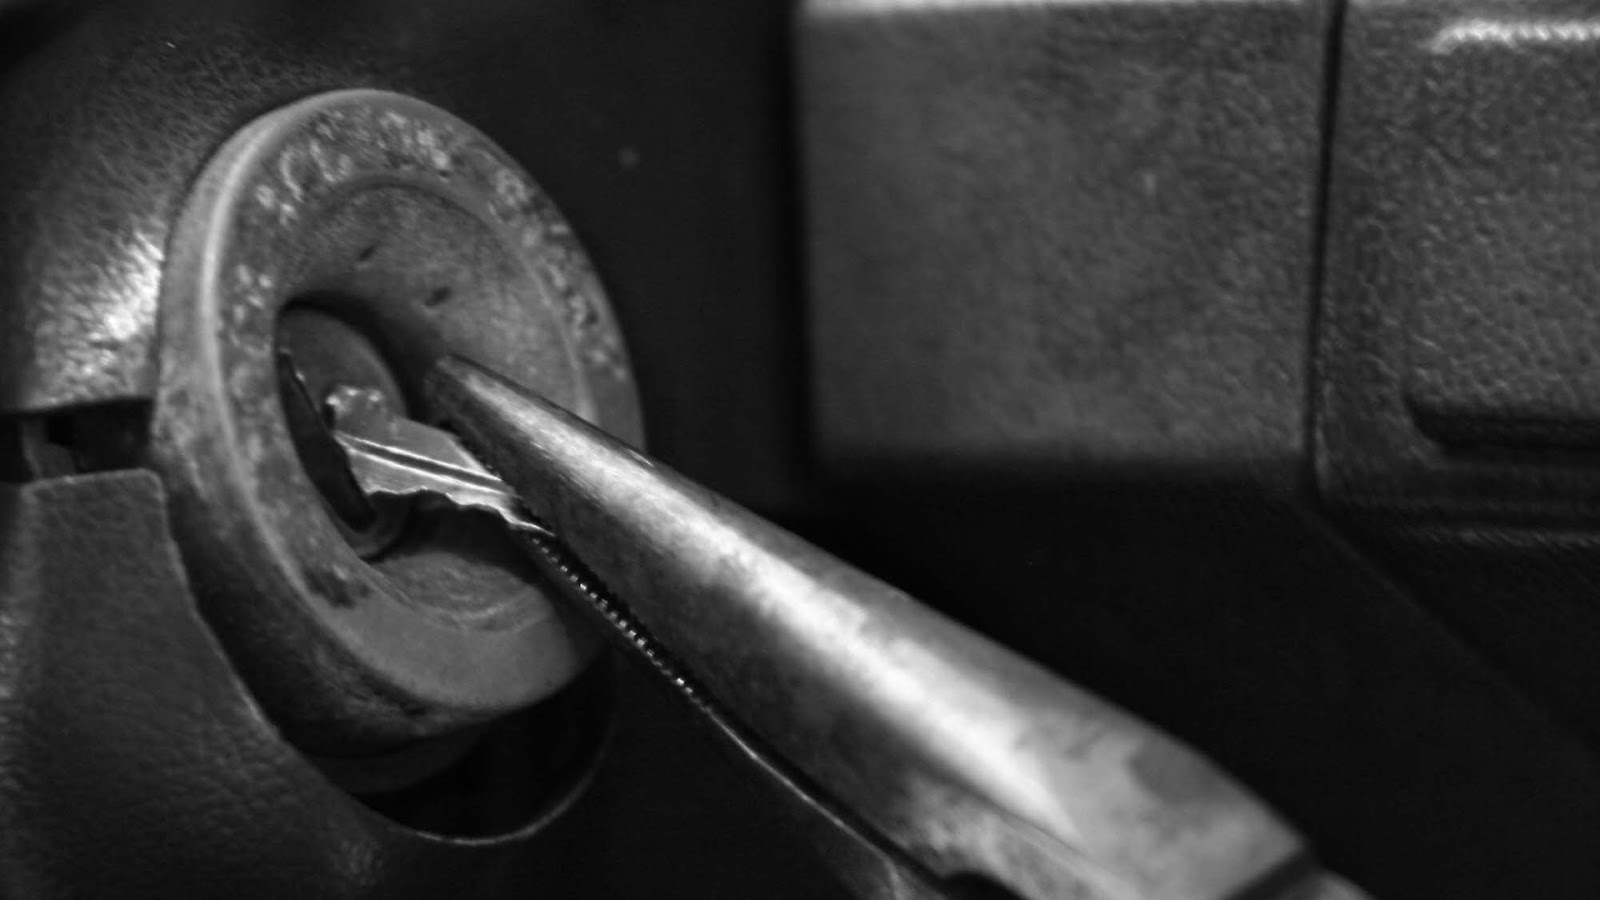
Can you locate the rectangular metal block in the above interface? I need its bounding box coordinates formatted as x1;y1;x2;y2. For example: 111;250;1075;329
801;0;1332;485
1398;12;1600;449
1317;0;1600;511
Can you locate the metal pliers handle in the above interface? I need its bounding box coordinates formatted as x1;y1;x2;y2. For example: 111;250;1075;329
352;356;1365;900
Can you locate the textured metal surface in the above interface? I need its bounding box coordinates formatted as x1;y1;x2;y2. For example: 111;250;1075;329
802;0;1331;486
1313;0;1600;747
148;89;638;751
430;357;1320;900
1397;16;1600;450
1318;0;1600;507
0;6;327;412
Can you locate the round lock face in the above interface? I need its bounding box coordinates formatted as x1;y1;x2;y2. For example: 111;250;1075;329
151;90;643;751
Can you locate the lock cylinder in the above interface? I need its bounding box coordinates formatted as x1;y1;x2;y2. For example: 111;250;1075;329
147;90;643;792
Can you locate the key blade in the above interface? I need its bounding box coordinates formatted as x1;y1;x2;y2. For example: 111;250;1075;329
325;385;550;537
276;350;380;528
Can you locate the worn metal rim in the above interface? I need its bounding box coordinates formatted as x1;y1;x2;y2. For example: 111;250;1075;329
151;89;642;749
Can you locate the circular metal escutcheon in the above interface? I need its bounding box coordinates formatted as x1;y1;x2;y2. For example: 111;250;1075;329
151;89;642;752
